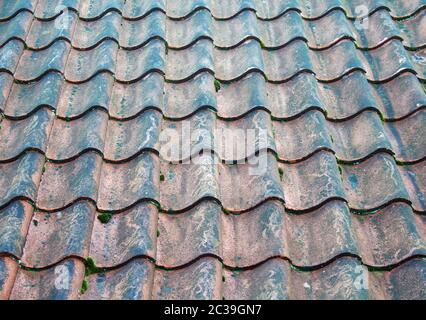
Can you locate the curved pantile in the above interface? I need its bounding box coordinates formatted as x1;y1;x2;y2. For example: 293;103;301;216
0;257;18;300
0;40;24;74
0;11;32;47
0;0;37;21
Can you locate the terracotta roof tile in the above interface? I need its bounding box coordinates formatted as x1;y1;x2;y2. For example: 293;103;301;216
0;0;425;300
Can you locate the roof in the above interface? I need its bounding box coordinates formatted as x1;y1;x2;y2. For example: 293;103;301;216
0;0;425;300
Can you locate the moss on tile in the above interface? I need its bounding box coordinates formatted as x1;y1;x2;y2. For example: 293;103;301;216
97;213;112;224
214;79;221;92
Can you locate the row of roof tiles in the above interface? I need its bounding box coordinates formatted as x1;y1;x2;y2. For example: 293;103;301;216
1;70;425;121
2;37;426;83
1;107;425;163
1;9;425;50
1;198;425;269
1;256;425;300
0;150;424;213
1;0;425;21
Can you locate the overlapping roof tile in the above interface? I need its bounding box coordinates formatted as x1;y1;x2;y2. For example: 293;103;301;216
0;0;425;300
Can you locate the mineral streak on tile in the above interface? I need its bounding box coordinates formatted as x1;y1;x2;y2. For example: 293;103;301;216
116;40;165;83
157;200;222;267
0;40;24;74
0;257;18;300
222;200;286;267
36;152;102;211
285;200;358;267
153;257;222;300
14;41;70;81
166;39;214;82
72;12;120;49
219;152;284;211
279;151;345;211
384;110;426;162
0;201;34;258
21;202;96;268
10;258;85;300
0;0;37;21
34;0;80;19
163;72;216;118
110;73;164;119
26;12;77;49
56;73;114;118
352;203;426;267
120;11;165;49
273;110;332;162
90;203;158;267
47;109;108;161
97;152;159;211
369;258;426;300
65;40;117;83
0;152;44;208
0;73;13;111
105;110;161;162
160;153;219;212
0;108;54;161
341;153;410;211
78;0;124;20
122;0;165;19
223;259;290;300
4;73;64;118
81;259;154;300
0;11;33;47
398;162;426;212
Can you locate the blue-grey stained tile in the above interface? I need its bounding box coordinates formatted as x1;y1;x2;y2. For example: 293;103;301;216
167;9;212;49
385;110;426;162
4;73;64;118
82;259;154;300
291;257;370;300
0;108;54;161
376;258;426;300
352;203;426;267
341;153;410;211
0;0;37;21
163;72;216;118
273;110;332;161
36;152;102;211
0;11;32;47
105;110;162;161
21;202;96;268
0;257;17;299
116;39;165;82
400;10;426;49
166;0;211;19
122;0;165;19
110;73;164;119
72;12;120;49
56;73;114;118
0;152;44;208
46;109;108;161
0;73;13;111
224;258;290;300
327;111;392;162
34;0;80;19
14;41;70;82
371;72;426;120
319;71;376;120
398;162;426;213
0;201;33;258
98;152;159;211
153;257;222;300
90;203;158;267
0;40;24;73
166;39;213;82
120;11;165;49
215;39;264;81
412;47;426;80
26;12;77;49
10;258;85;300
78;0;124;19
157;200;222;268
279;151;345;211
383;0;426;18
65;40;117;83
